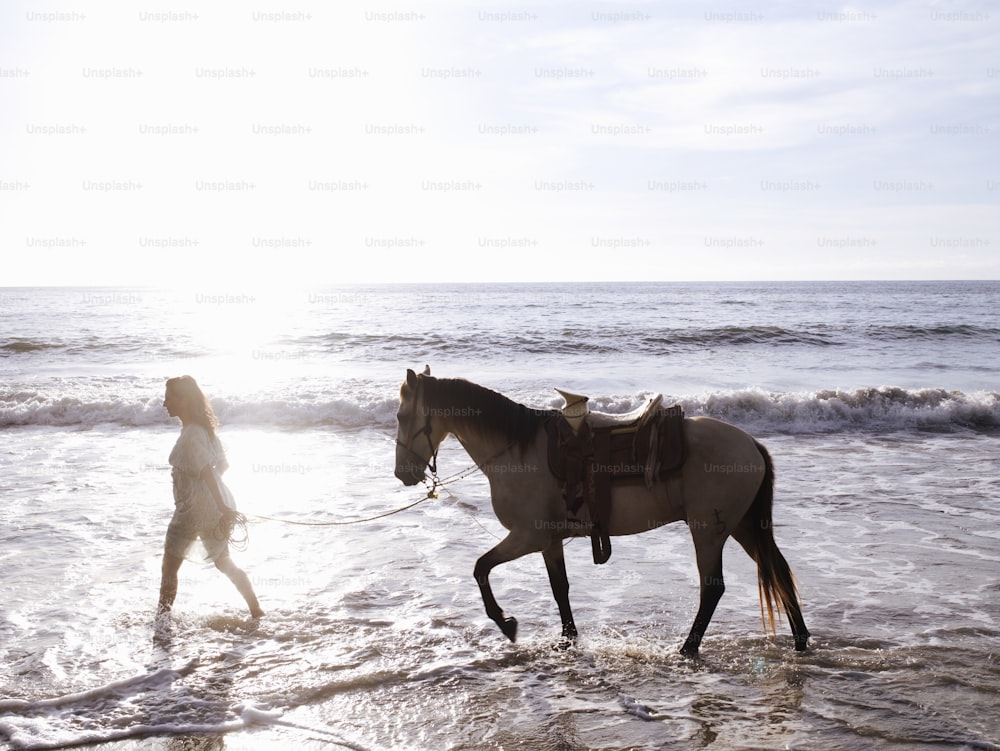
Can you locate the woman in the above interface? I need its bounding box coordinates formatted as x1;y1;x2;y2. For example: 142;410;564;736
158;375;264;618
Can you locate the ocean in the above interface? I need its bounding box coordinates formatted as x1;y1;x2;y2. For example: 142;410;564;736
1;281;998;750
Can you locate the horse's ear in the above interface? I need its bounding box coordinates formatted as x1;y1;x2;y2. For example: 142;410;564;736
422;364;431;376
406;369;418;388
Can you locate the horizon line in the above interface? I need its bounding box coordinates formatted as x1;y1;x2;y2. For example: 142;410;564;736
2;278;998;290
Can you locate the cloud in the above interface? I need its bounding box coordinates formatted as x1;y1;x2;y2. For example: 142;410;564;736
1;1;997;285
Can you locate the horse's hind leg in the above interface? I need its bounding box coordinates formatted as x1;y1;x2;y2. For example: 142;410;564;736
681;536;726;658
732;522;810;651
473;533;539;642
542;540;578;644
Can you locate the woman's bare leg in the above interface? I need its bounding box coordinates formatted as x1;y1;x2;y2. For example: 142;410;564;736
215;552;264;618
158;552;183;613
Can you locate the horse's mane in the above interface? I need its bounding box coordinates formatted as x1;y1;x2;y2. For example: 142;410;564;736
422;377;553;446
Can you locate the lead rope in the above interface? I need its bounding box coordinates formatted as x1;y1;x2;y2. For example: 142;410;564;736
247;437;518;529
248;480;441;527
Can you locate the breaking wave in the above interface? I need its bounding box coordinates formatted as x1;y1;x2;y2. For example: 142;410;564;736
2;385;996;434
676;386;1000;434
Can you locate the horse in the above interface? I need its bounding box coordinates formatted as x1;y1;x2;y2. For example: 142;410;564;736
394;367;810;658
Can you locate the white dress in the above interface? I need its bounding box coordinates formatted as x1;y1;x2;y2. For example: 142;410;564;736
165;424;233;562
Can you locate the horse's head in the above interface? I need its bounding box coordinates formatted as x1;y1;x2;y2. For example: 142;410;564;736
395;365;444;486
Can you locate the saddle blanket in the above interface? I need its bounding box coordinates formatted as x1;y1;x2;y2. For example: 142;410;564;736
544;404;685;564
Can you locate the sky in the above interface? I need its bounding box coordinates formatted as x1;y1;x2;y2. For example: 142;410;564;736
1;0;998;285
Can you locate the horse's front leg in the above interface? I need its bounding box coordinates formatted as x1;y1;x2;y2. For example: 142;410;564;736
680;531;727;659
473;533;539;642
542;539;578;644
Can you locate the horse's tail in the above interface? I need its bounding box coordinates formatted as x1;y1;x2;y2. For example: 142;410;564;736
743;440;805;636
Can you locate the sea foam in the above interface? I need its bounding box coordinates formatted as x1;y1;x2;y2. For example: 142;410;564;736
2;385;996;433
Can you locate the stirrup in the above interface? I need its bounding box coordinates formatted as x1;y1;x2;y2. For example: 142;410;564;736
591;528;612;565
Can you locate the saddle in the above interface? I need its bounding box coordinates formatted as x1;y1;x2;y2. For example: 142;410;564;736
546;391;685;565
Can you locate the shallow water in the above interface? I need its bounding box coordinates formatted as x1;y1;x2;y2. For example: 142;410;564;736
2;282;999;749
2;426;998;750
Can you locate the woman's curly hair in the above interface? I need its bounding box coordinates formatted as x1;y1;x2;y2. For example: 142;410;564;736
166;375;219;439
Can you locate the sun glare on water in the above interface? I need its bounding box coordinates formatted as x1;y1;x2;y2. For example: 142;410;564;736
168;288;321;392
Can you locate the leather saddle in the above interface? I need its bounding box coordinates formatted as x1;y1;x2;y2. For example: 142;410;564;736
546;392;685;564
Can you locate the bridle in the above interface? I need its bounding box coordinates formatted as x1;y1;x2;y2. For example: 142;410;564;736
396;378;438;479
394;374;527;498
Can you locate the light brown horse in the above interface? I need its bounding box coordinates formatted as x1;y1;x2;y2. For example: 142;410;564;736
394;367;809;657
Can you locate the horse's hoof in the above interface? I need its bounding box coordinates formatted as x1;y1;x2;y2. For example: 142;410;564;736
794;637;810;652
501;616;518;642
679;643;700;659
554;635;577;651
